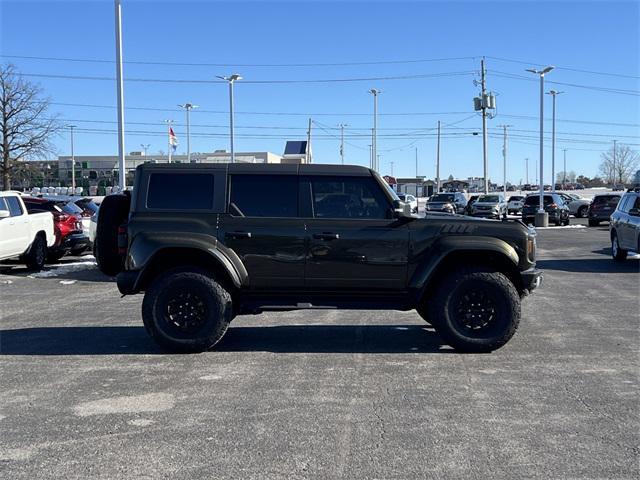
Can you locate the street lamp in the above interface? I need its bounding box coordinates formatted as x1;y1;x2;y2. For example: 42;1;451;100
546;90;563;191
526;65;554;227
217;74;242;163
178;103;198;162
140;144;150;157
369;88;381;171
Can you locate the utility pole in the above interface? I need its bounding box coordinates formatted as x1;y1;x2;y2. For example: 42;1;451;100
377;154;382;173
498;125;512;197
525;158;529;185
307;118;312;163
547;90;563;191
436;120;441;193
178;103;198;163
563;149;567;188
415;147;418;178
338;123;347;164
369;89;380;171
481;58;488;194
613;139;617;185
368;144;372;170
69;125;76;193
114;0;126;191
390;160;394;177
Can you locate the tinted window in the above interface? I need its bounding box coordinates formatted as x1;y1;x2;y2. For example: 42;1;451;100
311;176;390;219
147;173;215;210
525;195;554;206
0;197;7;212
634;196;640;210
24;200;61;214
60;202;83;215
431;194;455;202
6;196;23;216
593;195;620;207
230;174;298;217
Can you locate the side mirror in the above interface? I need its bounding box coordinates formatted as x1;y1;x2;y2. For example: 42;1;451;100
629;207;640;217
393;199;413;218
0;209;10;219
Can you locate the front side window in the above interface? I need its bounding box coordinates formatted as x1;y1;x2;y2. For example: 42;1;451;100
147;173;215;210
229;174;298;217
310;176;390;219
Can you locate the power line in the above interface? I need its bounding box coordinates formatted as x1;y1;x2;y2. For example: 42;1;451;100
20;70;475;85
0;54;477;68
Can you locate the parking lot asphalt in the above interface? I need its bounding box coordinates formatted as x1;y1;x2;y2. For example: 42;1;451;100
1;219;638;479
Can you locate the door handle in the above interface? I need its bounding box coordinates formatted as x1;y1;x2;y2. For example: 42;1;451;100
225;231;252;239
313;232;340;241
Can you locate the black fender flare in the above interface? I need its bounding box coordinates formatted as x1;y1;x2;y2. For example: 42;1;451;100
409;236;520;296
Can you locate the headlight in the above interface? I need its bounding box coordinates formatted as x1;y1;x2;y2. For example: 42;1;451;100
444;203;454;212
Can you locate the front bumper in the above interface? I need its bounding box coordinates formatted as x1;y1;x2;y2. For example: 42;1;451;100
520;267;543;294
472;210;500;218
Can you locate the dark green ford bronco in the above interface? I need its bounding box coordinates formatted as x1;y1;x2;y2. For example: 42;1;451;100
96;163;541;353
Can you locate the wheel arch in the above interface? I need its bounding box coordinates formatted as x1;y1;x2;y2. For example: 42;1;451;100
135;246;244;294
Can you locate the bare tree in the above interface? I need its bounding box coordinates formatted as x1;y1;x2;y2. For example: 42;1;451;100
599;143;639;185
1;64;61;190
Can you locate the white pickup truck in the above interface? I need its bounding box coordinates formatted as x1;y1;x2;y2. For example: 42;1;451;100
0;191;55;270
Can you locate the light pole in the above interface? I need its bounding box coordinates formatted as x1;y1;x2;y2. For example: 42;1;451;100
436;120;441;193
178;103;198;163
338;123;348;164
526;65;554;227
498;125;512;197
546;90;563;191
525;158;529;186
369;89;380;171
217;74;242;163
114;0;126;191
613;139;617;186
390;160;394;177
140;144;150;157
69;125;76;194
415;147;418;178
563;149;567;188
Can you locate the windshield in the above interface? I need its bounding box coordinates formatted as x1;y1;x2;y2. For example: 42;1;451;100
430;194;454;202
509;196;523;201
59;201;83;215
478;195;500;203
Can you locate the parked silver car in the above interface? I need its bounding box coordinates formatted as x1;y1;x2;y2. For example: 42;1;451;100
610;188;640;261
559;193;591;218
471;194;507;219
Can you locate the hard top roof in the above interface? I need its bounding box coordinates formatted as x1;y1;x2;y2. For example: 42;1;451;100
137;162;373;176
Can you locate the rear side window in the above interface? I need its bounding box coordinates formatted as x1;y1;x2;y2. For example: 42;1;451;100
310;176;391;219
525;195;554;206
6;196;23;216
147;173;215;210
229;174;298;217
0;197;7;211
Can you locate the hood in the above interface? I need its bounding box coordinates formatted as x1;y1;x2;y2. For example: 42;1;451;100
473;201;500;207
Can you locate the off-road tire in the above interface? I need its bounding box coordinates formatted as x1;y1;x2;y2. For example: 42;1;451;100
428;268;521;352
95;193;130;276
24;235;47;271
142;268;233;353
611;232;628;261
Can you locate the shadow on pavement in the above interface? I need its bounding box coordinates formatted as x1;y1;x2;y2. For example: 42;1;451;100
0;257;114;283
0;324;450;355
537;257;640;273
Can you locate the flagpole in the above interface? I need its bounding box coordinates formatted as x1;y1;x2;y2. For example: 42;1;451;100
165;119;173;163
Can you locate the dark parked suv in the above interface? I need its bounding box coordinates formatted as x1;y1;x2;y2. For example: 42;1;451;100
96;163;542;354
609;188;640;261
588;194;622;226
521;193;570;226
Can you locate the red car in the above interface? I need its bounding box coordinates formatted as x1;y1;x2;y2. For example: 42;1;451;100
22;197;90;262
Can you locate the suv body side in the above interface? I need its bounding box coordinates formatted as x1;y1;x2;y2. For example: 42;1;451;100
611;192;640;252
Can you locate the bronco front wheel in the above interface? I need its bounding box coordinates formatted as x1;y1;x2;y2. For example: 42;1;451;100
428;269;521;352
142;268;233;353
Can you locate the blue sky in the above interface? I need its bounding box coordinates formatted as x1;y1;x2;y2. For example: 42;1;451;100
1;0;638;183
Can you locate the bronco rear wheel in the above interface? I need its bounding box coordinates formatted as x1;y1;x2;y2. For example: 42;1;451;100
142;268;233;353
428;268;520;352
